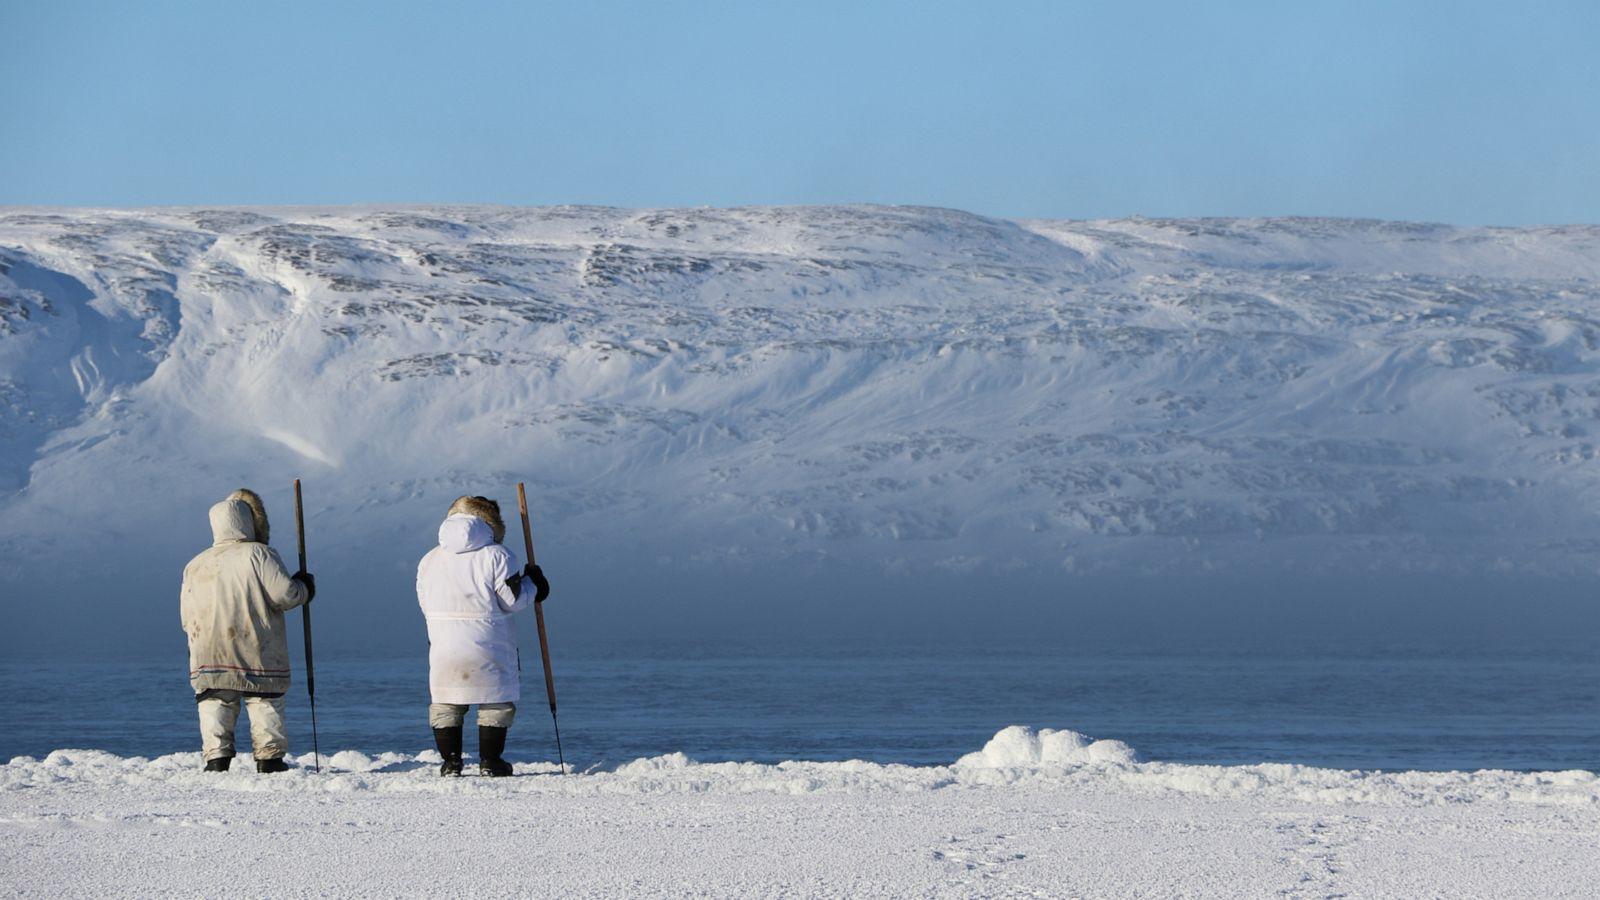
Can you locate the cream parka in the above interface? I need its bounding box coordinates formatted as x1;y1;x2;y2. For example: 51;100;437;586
180;499;309;695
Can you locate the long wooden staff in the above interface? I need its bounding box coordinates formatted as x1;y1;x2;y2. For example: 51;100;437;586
517;482;565;773
293;478;321;774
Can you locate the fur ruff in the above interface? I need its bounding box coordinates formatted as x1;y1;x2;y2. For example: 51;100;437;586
448;495;506;544
226;488;270;544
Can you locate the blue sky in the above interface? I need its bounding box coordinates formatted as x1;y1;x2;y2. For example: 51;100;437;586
4;0;1597;223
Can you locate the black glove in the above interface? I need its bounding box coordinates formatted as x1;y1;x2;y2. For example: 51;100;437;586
293;572;317;603
527;564;550;603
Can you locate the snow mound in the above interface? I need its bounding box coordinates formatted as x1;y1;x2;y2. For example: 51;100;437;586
955;725;1141;768
614;752;697;774
5;728;1595;807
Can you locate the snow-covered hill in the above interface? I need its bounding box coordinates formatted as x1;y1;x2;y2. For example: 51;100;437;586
5;205;1600;597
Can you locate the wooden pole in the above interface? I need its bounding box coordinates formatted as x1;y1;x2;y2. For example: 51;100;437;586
517;482;565;772
293;479;321;773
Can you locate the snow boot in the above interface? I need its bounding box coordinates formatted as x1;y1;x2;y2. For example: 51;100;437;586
203;755;232;773
433;726;464;777
478;725;513;777
255;757;290;774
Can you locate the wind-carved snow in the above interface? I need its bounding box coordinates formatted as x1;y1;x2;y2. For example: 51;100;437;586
3;205;1600;578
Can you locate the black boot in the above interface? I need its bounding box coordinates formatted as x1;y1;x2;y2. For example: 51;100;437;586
433;726;464;776
478;726;513;777
203;755;232;772
255;757;289;774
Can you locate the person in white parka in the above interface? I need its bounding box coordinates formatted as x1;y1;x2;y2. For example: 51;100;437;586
417;496;550;776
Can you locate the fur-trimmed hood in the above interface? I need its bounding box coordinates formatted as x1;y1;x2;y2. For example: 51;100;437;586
209;499;257;544
447;495;505;544
437;514;494;554
226;488;270;545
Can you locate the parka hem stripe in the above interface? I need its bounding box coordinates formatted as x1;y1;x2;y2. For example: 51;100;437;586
190;665;291;676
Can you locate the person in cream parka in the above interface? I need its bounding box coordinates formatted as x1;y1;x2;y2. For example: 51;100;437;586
416;495;549;776
180;489;316;773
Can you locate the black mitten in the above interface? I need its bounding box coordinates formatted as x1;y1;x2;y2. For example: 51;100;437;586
528;564;550;602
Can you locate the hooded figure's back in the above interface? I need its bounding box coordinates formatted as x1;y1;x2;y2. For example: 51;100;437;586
417;514;534;705
180;499;308;694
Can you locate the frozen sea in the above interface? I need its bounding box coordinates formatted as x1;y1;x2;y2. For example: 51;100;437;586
5;639;1596;772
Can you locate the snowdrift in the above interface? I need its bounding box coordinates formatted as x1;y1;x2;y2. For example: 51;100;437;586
6;726;1593;807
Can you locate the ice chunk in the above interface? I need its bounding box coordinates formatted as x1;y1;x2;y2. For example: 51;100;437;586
955;726;1141;769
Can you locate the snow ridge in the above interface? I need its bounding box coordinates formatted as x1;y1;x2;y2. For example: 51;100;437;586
5;726;1594;806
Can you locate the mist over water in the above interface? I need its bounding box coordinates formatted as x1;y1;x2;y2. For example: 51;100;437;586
15;566;1600;656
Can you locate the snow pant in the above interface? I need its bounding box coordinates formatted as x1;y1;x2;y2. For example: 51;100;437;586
197;689;288;761
429;702;515;729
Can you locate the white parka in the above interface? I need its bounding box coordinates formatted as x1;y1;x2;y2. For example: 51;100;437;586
416;514;535;705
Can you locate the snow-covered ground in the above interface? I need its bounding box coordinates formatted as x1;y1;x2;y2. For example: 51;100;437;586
4;727;1595;897
6;206;1600;596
